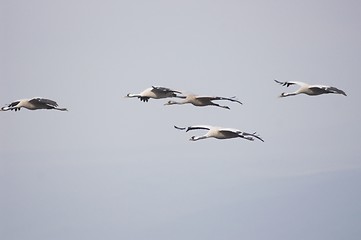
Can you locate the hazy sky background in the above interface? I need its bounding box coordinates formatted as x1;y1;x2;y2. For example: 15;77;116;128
1;0;361;239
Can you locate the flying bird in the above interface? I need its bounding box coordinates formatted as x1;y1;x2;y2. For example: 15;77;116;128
125;86;183;102
164;94;242;109
174;125;264;142
1;97;68;112
274;80;347;97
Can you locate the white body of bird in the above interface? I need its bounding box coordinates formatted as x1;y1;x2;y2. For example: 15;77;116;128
174;125;264;142
274;80;347;97
1;98;68;111
125;86;183;102
164;94;242;109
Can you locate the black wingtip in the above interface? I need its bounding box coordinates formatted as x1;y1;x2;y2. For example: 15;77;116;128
257;135;265;142
174;125;186;130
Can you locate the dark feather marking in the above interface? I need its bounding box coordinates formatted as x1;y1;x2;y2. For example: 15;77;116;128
8;101;20;107
274;79;294;87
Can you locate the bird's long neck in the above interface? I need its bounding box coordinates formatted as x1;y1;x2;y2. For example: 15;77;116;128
190;135;208;141
168;100;188;105
280;92;298;97
126;93;140;98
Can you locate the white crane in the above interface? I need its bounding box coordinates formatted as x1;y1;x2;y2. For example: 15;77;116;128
164;94;242;109
174;125;264;142
274;80;347;97
1;97;68;111
125;86;183;102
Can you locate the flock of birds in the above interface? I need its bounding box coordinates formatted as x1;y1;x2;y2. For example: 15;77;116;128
2;80;347;142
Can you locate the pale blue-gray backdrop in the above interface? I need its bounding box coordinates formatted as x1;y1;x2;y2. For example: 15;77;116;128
1;0;361;239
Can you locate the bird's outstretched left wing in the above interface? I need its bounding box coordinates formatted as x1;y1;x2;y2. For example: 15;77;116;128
312;86;347;96
174;125;186;130
30;98;58;107
241;132;264;142
274;80;307;88
152;86;182;94
212;96;242;104
174;125;212;132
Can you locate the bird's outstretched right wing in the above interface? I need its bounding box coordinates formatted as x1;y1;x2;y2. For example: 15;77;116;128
174;125;212;132
313;86;347;96
30;98;58;107
242;132;264;142
274;80;307;88
174;125;187;130
212;96;243;105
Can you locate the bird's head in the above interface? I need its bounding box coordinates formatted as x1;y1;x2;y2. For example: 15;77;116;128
279;92;286;98
1;106;19;111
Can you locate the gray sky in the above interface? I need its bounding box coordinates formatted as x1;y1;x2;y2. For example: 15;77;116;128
1;0;361;239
